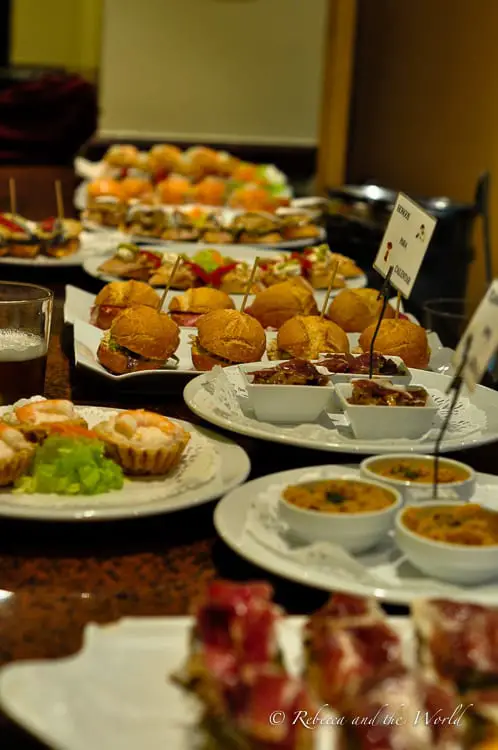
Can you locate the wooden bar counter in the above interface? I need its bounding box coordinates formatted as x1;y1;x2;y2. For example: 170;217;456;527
0;168;497;748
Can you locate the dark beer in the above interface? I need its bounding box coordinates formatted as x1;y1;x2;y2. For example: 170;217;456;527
0;330;47;404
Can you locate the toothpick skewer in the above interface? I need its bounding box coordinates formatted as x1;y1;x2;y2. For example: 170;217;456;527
240;257;260;312
320;260;340;319
395;291;402;319
9;178;16;215
158;255;182;311
55;180;65;221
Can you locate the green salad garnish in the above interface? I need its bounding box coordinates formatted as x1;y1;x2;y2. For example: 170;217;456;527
191;249;225;272
14;436;124;496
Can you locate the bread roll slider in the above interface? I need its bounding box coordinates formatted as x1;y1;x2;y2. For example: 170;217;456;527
103;144;140;169
191;309;266;371
169;287;234;327
327;288;395;333
86;180;127;228
38;218;82;258
98;244;162;282
268;315;349;360
91;280;160;330
246;277;318;329
97;305;180;374
148;144;183;175
359;319;430;370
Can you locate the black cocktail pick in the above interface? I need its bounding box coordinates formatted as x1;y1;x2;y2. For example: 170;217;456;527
369;266;394;379
432;334;473;499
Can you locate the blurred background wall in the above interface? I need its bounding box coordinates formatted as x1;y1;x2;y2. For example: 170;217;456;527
346;0;498;308
10;0;102;80
6;0;496;306
97;0;328;146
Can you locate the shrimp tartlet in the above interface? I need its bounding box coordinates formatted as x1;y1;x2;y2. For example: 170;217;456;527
93;410;190;475
11;400;88;442
0;422;35;486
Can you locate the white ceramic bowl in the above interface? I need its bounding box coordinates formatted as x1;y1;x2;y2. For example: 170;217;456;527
278;476;402;553
395;502;498;585
360;454;476;503
239;362;334;423
335;381;437;440
319;356;412;386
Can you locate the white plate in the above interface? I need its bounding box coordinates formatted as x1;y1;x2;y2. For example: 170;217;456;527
0;615;411;750
184;365;494;455
0;404;250;521
65;285;262;324
214;464;498;605
73;318;408;382
81;242;368;299
83;220;327;250
0;231;122;267
74;320;278;379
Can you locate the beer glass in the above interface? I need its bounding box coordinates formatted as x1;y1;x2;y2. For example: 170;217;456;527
423;298;469;350
0;282;53;404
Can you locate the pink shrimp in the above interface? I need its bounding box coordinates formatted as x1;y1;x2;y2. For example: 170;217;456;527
15;400;84;427
113;410;180;439
0;422;32;451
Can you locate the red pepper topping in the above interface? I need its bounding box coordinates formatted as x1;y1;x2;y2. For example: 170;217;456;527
40;217;57;232
0;214;27;233
185;260;238;287
138;250;162;269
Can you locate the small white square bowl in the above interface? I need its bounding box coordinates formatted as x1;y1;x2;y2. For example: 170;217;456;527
318;356;412;386
239;362;335;423
335;381;437;440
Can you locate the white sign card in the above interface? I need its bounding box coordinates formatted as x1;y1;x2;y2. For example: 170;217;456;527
453;280;498;391
374;193;437;298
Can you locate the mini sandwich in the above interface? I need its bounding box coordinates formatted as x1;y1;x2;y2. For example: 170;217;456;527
260;257;303;287
245;277;318;329
39;218;82;258
85;180;126;228
300;245;362;288
327;288;395;333
97;305;180;374
169;287;235;327
268;315;350;360
103;144;140;169
191;309;266;371
123;204;167;238
277;211;323;241
149;255;197;289
0;213;41;258
231;212;283;244
162;215;201;242
90;280;160;329
218;262;265;294
98;244;162;281
359;318;430;369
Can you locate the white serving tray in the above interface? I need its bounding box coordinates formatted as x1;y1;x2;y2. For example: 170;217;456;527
0;615;411;750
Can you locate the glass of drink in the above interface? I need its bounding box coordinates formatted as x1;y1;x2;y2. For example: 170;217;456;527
423;298;469;350
0;282;53;404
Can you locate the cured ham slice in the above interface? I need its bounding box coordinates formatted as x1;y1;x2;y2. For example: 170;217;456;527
173;581;282;717
173;581;321;748
304;594;402;712
412;600;498;692
340;670;464;750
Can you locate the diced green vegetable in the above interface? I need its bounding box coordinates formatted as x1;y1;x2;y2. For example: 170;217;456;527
14;436;124;496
